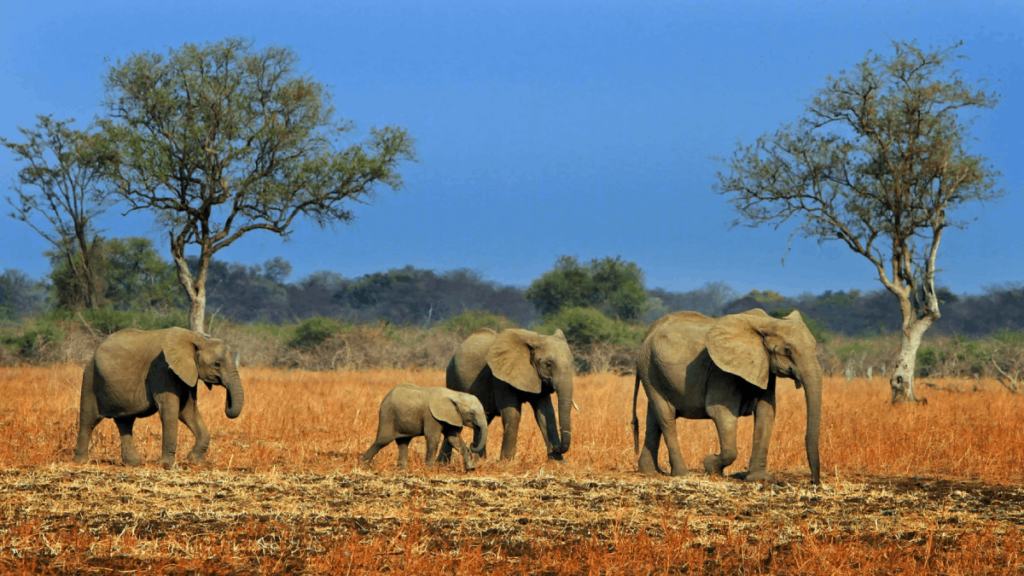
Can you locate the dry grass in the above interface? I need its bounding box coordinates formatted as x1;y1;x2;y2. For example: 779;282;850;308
1;366;1023;574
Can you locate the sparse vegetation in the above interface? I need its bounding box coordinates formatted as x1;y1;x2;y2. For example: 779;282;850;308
1;366;1022;574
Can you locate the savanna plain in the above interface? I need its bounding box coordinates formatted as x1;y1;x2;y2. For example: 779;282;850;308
1;366;1023;575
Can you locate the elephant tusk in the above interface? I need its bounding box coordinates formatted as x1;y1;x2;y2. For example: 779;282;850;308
573;401;580;412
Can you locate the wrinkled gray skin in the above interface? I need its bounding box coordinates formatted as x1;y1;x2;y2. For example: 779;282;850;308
442;328;574;462
73;327;244;468
633;309;822;484
361;383;488;471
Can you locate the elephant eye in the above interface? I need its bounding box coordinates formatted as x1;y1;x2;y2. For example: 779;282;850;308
783;346;793;356
215;361;222;368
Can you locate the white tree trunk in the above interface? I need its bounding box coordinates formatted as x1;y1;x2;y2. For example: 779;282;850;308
889;315;935;403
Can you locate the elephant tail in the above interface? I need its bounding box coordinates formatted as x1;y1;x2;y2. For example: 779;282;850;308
632;371;641;455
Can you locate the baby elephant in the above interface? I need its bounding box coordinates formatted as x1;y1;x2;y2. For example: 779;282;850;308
361;383;488;471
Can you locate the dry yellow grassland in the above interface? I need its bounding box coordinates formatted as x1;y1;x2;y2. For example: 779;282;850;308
1;366;1022;574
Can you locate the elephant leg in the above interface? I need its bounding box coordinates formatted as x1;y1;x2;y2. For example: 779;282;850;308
528;395;563;461
447;433;475;471
395;437;412;471
645;388;688;476
360;436;392;465
424;419;443;466
73;403;103;465
495;384;523;461
179;390;210;464
637;399;664;476
73;363;102;464
155;393;181;469
704;403;739;477
114;416;142;467
438;437;454;464
747;388;777;482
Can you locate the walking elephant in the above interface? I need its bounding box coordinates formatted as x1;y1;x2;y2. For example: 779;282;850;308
632;309;822;484
73;327;244;468
361;383;488;471
442;328;574;462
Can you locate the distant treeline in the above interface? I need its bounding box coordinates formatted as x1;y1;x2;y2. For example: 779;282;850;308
4;254;1024;337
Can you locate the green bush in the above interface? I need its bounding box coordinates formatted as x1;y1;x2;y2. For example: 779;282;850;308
537;307;644;348
1;320;66;356
289;316;344;349
441;310;517;338
46;308;187;334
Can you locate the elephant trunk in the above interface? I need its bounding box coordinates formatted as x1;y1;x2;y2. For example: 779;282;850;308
554;377;574;454
224;372;244;419
470;412;488;454
800;364;823;484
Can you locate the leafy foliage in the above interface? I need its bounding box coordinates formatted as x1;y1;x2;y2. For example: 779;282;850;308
46;308;187;335
1;115;114;310
288;317;344;349
537;307;645;348
526;256;647;321
0;270;47;324
715;40;1004;400
100;37;416;329
0;320;65;356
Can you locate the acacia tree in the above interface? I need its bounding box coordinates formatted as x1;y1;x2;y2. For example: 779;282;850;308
2;116;112;309
101;38;416;331
715;41;1002;403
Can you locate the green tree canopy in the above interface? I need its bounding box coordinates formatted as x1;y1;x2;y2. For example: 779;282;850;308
526;256;647;321
715;40;1002;403
2;116;114;309
100;37;416;331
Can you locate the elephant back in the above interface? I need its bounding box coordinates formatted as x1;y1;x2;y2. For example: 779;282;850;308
94;329;165;387
447;330;496;392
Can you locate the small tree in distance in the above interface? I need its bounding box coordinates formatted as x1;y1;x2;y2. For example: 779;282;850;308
2;116;113;310
715;41;1003;403
526;255;647;321
101;38;416;331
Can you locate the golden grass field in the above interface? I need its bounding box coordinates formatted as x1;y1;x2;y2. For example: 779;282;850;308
1;365;1023;574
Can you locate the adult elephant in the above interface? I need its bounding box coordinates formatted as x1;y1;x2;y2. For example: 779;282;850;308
442;328;574;461
632;309;821;484
73;327;244;468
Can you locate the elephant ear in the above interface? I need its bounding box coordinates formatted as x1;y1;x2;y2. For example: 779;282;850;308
429;394;463;427
163;328;204;388
706;315;771;389
486;329;542;394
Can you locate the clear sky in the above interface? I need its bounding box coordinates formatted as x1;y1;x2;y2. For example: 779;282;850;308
1;1;1021;296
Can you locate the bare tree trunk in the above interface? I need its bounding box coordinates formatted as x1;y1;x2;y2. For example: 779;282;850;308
188;287;207;334
889;317;934;403
887;278;940;404
170;237;210;333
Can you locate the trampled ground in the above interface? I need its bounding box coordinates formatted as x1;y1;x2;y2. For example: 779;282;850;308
1;366;1022;574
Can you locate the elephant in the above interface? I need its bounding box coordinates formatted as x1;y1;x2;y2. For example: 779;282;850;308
73;327;244;468
442;328;574;462
632;309;822;484
360;383;488;471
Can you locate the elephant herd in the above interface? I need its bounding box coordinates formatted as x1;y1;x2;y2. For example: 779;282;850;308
72;309;822;484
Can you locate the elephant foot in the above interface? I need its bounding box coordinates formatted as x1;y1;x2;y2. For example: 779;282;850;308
123;456;143;467
72;454;90;465
703;454;726;477
160;457;176;469
669;466;690;478
546;452;564;462
744;470;774;483
187;452;206;464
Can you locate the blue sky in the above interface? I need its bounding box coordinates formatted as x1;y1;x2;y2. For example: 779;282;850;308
1;1;1021;296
